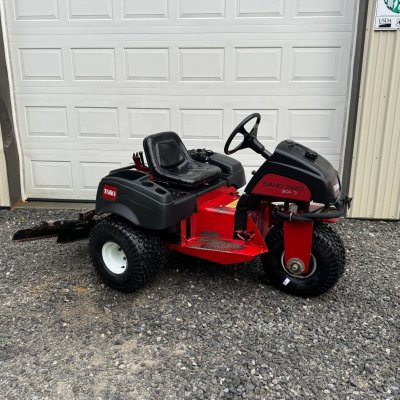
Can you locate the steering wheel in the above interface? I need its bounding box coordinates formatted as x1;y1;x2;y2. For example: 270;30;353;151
224;113;261;155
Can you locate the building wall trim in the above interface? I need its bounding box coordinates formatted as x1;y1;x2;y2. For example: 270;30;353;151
0;10;21;205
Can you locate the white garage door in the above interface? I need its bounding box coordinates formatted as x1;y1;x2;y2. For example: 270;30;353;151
3;0;357;200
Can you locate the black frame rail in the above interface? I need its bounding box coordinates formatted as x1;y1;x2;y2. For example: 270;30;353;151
12;210;96;243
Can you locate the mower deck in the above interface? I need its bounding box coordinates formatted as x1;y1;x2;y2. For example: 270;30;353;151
174;238;263;264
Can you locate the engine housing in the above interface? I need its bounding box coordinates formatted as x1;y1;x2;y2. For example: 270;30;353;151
245;140;341;204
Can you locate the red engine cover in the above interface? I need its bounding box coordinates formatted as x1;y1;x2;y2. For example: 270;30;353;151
252;174;311;201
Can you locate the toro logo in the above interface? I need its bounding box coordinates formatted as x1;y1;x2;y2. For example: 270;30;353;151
102;184;118;201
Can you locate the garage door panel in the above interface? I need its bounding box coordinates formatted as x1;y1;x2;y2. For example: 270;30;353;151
236;0;285;18
288;109;335;140
4;0;356;200
23;150;129;199
25;155;76;198
179;48;225;82
128;108;171;138
75;107;119;139
8;0;356;28
16;95;346;151
179;109;224;140
287;106;345;151
234;47;282;82
12;0;59;21
18;48;63;81
67;0;113;20
17;103;73;146
121;0;169;19
291;47;341;82
79;161;121;191
125;48;170;81
71;48;116;81
24;106;68;138
31;160;73;189
294;0;345;18
233;109;278;141
178;0;226;19
10;39;352;95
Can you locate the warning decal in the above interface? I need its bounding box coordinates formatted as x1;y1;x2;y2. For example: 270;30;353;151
225;199;239;209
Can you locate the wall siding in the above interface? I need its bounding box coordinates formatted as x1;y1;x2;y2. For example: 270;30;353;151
349;0;400;219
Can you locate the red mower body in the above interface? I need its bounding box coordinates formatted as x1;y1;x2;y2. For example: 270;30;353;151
13;113;351;297
167;186;267;265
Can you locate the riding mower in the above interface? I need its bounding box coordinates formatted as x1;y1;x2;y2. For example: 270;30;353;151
13;113;351;297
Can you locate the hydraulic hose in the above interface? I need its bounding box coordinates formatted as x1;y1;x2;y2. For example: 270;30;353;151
272;195;352;222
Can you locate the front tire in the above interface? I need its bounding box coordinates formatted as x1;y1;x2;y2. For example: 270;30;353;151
89;217;164;292
261;223;345;297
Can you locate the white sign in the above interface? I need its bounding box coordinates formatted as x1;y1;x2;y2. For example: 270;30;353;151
375;0;400;30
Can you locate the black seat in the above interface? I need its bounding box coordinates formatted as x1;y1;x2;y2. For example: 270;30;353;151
143;131;221;186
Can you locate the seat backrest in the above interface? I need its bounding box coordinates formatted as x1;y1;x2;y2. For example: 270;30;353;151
144;131;222;186
143;131;191;175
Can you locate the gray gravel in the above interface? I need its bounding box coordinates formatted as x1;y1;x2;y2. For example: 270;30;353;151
0;208;399;400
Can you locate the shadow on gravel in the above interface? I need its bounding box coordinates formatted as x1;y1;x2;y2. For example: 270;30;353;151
163;251;265;284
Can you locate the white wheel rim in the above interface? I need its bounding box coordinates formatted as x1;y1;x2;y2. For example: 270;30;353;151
102;241;127;275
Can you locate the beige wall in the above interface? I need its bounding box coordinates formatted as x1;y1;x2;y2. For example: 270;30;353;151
0;126;10;207
349;0;400;219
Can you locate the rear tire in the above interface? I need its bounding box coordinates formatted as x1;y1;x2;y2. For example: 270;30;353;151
261;223;345;297
89;217;164;292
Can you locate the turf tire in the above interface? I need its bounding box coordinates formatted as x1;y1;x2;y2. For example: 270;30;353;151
89;217;164;292
261;223;345;297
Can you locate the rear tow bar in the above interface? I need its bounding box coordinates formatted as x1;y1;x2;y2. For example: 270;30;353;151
12;210;96;244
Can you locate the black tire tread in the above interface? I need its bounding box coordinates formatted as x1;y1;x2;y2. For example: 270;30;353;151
262;222;345;297
89;216;165;292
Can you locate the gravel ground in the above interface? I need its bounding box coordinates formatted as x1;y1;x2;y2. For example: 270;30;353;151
0;208;399;400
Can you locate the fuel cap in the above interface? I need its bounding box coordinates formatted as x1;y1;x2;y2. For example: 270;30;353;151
305;151;318;161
